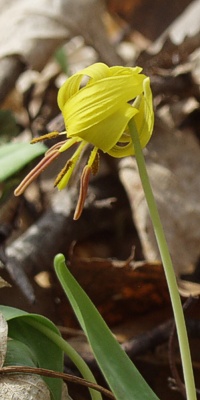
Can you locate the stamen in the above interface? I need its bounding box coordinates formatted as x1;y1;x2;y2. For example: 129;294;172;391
31;131;61;143
91;151;99;175
55;140;88;190
54;160;73;187
14;151;60;196
73;166;91;220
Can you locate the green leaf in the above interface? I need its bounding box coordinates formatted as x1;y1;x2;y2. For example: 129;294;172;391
54;254;160;400
0;306;63;400
0;142;47;182
4;339;38;368
0;305;102;400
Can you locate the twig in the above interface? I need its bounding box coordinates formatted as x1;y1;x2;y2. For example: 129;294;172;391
0;365;115;399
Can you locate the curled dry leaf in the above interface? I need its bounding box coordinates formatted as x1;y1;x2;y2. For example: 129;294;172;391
0;373;51;400
0;313;8;368
0;0;68;70
0;370;72;400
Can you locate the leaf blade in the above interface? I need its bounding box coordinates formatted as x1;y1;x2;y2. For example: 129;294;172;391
0;142;47;181
54;254;160;400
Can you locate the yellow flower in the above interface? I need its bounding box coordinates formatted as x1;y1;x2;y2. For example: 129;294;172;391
14;63;154;219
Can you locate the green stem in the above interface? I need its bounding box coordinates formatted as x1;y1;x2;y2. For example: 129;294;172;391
128;119;196;400
27;319;102;400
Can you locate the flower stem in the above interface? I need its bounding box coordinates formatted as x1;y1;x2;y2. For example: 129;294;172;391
128;119;196;400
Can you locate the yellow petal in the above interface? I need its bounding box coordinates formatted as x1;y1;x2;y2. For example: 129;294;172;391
58;63;143;109
57;63;154;157
107;141;134;158
133;77;154;148
109;65;142;76
58;63;145;123
61;77;144;150
71;104;136;152
58;63;110;109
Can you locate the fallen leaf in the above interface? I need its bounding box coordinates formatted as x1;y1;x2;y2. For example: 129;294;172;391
119;118;200;275
0;0;68;70
150;0;200;52
56;252;170;326
0;0;121;71
107;0;193;41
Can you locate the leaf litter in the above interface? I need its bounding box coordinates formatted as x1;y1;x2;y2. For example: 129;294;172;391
0;1;200;399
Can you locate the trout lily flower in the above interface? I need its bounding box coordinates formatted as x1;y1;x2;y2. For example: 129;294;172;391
14;63;154;219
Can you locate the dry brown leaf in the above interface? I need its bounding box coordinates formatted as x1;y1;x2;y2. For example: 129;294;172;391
0;0;68;70
119;118;200;275
150;0;200;53
107;0;192;41
0;0;121;71
56;253;169;327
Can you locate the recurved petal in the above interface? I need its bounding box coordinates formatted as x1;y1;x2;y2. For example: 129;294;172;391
58;63;145;113
57;63;110;109
133;77;154;148
109;65;142;76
